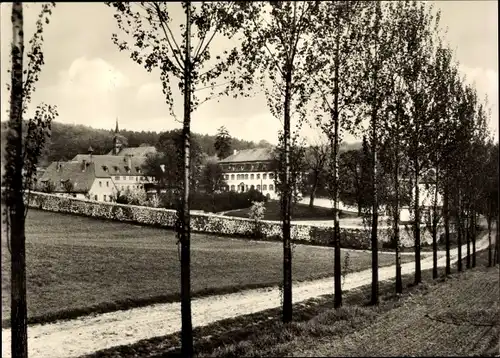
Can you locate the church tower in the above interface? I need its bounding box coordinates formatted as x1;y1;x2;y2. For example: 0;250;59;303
113;118;122;155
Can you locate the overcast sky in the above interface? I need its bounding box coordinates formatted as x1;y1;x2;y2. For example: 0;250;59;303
0;1;498;145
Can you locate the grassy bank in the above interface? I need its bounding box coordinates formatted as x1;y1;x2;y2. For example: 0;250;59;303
1;207;412;328
85;249;498;358
223;200;359;221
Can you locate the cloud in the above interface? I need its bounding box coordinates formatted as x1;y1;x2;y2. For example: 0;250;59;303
20;57;133;129
136;82;164;103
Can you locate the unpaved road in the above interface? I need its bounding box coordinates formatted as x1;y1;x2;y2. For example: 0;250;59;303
1;235;491;358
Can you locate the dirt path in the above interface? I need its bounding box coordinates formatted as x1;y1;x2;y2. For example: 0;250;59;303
1;235;491;358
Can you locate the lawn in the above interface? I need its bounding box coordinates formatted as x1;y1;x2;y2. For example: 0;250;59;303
1;207;412;326
224;200;359;221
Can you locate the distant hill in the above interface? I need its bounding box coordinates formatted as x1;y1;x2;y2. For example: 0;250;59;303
0;120;266;170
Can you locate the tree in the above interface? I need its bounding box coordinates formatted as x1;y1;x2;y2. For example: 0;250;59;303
143;129;203;192
214;126;232;159
3;3;57;357
304;140;329;208
237;1;321;322
307;0;367;308
109;2;251;353
62;180;74;194
398;1;441;285
357;1;399;304
200;160;226;212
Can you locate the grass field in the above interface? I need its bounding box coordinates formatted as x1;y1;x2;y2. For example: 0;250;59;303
224;200;359;221
1;207;412;327
91;249;497;357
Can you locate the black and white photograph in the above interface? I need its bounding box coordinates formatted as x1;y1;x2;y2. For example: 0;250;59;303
1;1;498;357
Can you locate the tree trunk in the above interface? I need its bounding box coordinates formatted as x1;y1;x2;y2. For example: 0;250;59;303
471;212;476;268
8;3;27;358
370;102;379;305
282;64;293;323
180;2;193;355
466;210;471;269
431;170;439;279
413;159;421;284
444;186;450;275
393;101;402;294
456;196;463;272
487;215;492;267
332;21;342;309
308;179;317;208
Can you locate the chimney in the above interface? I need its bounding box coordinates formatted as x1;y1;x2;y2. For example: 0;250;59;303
82;159;87;172
127;155;131;170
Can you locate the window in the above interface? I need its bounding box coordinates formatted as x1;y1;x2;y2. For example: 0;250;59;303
269;184;274;191
136;177;138;181
103;195;107;202
129;176;133;180
257;185;261;191
251;185;255;190
99;181;102;187
115;176;120;180
263;184;267;190
94;195;98;201
257;174;260;179
269;173;274;179
250;174;254;179
127;185;130;189
231;185;235;191
106;181;109;187
231;174;235;180
245;174;249;180
263;173;267;179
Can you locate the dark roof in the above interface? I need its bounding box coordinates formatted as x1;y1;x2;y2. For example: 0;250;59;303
40;162;96;193
106;146;156;156
71;154;148;177
219;148;274;163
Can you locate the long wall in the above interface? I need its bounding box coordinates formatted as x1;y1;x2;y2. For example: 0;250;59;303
14;191;447;250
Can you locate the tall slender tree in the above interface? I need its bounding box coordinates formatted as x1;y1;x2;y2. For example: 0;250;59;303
237;1;321;322
357;1;398;304
399;1;441;285
307;0;366;308
4;3;57;357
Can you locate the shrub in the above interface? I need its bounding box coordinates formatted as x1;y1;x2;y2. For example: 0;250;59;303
249;201;266;238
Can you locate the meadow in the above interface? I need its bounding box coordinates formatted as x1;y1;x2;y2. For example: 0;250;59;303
1;206;413;326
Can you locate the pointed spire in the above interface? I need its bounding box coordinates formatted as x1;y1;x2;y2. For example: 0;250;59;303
115;117;119;134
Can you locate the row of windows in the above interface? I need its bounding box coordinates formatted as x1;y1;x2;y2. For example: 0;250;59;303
228;184;274;192
224;173;275;181
113;176;149;181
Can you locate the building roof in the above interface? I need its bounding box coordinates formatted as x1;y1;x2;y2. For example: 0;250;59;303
71;154;148;177
219;148;274;163
106;146;156;156
40;161;96;193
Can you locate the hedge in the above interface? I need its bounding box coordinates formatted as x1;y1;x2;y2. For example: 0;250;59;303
5;191;447;250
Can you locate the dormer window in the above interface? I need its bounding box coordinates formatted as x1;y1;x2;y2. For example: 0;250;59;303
124;165;130;173
114;166;119;172
102;165;108;172
136;167;141;173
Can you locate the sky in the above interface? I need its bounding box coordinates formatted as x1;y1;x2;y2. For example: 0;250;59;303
0;1;498;145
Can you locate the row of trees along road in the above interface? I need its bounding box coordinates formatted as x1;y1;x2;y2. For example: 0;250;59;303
4;1;499;357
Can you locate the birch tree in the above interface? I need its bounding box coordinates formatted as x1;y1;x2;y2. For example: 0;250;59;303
307;0;366;308
237;1;321;322
109;2;251;353
399;1;440;284
3;3;57;357
357;1;397;304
